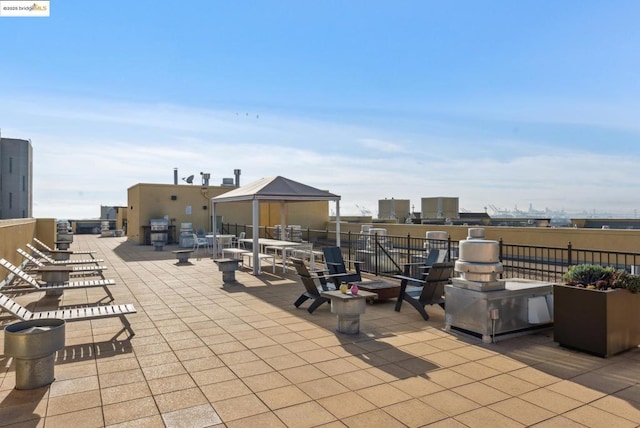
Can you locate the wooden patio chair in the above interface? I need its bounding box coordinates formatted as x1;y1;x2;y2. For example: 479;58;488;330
0;292;136;337
34;237;96;255
18;248;108;276
27;243;103;265
291;257;336;314
322;246;363;286
0;258;116;301
403;248;447;279
394;262;455;321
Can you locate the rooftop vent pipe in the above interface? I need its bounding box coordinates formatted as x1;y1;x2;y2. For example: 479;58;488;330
173;168;178;185
234;169;241;187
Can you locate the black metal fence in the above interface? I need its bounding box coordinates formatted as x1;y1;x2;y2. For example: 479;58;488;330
219;223;640;282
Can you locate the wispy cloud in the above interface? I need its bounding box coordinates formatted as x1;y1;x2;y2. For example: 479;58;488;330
3;93;640;219
358;138;406;153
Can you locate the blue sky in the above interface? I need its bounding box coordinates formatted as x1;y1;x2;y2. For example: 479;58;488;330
1;1;639;219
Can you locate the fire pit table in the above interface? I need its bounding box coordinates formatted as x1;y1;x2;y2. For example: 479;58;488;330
356;280;400;301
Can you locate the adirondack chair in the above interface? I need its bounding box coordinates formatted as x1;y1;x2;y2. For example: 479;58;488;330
394;262;455;321
0;292;136;337
291;257;336;314
0;258;116;301
404;248;447;279
322;246;363;286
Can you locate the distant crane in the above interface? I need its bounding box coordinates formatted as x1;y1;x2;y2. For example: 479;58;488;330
355;204;372;216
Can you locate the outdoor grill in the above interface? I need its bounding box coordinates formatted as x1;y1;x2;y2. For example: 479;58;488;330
149;218;168;245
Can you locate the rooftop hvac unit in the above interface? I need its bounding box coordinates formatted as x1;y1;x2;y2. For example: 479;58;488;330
221;178;234;186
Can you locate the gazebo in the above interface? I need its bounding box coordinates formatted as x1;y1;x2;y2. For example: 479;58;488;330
210;176;341;275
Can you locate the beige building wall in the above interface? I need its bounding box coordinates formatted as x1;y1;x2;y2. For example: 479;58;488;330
0;218;54;282
127;183;329;244
378;199;410;221
421;197;459;219
336;222;640;253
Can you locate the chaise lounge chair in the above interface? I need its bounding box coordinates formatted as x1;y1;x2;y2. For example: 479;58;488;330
34;237;96;255
291;257;336;314
322;246;363;286
393;262;455;321
0;292;136;337
0;258;116;301
18;248;108;276
26;244;103;265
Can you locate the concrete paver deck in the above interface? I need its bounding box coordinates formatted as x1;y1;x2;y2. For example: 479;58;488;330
0;235;639;427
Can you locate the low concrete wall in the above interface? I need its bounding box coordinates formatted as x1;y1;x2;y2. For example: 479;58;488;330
334;223;640;253
0;218;55;283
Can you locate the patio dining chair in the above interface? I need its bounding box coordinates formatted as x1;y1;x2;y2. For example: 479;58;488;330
192;233;210;255
232;231;246;248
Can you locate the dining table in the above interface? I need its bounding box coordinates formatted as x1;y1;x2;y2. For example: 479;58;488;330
238;238;304;272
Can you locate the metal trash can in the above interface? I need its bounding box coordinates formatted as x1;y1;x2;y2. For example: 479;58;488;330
4;319;66;389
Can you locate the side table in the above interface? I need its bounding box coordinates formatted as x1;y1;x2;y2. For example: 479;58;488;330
320;290;377;334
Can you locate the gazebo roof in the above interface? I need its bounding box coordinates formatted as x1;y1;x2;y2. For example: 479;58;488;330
211;176;340;203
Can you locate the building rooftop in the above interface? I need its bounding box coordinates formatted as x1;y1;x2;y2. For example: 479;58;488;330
1;235;639;427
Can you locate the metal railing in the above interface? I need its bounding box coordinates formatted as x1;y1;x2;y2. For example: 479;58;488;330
219;224;640;281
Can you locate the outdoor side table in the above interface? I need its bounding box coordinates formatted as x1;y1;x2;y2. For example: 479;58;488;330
49;249;73;261
54;241;70;250
214;258;241;283
320;290;377;334
35;265;74;296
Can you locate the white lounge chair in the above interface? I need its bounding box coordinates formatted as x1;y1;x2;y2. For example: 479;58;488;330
0;258;115;301
34;237;96;255
0;292;136;337
18;248;108;275
26;243;103;265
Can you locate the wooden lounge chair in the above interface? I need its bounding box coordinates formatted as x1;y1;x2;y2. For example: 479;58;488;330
34;237;96;255
393;262;455;321
0;258;116;301
18;248;108;275
0;292;136;337
26;244;103;265
291;257;336;314
404;248;447;279
322;246;363;286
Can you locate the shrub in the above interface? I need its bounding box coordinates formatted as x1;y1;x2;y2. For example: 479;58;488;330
563;264;640;293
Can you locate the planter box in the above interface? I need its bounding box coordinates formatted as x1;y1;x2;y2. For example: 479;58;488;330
553;284;640;357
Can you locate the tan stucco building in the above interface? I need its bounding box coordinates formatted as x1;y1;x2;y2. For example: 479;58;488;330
126;183;329;244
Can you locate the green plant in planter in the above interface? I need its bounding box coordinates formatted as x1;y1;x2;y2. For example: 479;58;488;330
563;264;640;293
563;264;614;289
611;269;640;293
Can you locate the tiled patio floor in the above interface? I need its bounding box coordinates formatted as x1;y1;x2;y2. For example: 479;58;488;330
1;235;639;427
